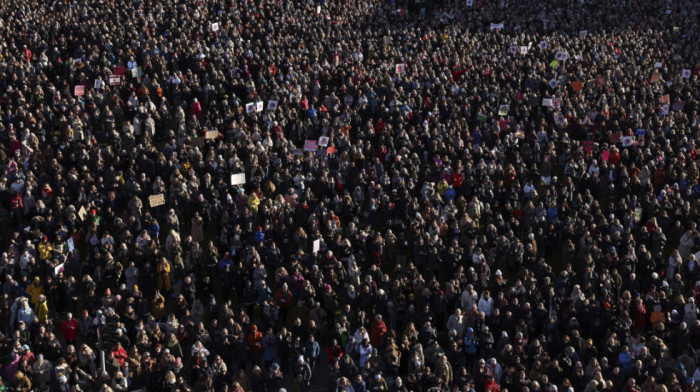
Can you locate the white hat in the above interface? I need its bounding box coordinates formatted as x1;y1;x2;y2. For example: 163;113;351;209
495;270;502;276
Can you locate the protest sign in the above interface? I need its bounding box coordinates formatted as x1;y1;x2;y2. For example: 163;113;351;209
572;81;582;91
246;103;255;113
489;22;504;30
681;69;691;78
596;76;606;86
211;22;219;31
555;51;568;61
498;105;509;116
205;130;219;139
255;101;263;112
149;194;166;207
304;140;318;152
395;63;405;74
114;66;125;75
622;136;634;147
672;101;685;111
318;136;330;147
230;173;246;185
542;98;553;107
109;75;121;85
267;100;278;110
74;85;85;96
539;41;548;49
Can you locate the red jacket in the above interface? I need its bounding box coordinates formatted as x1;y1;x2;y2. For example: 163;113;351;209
61;319;78;342
370;320;387;347
111;346;127;366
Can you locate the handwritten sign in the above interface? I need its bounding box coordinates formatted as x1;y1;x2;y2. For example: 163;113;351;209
109;75;121;85
149;194;166;207
313;239;321;253
230;173;246;185
114;66;125;76
583;140;594;153
74;85;85;96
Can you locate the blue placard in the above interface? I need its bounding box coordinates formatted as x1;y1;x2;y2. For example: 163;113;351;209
635;129;646;136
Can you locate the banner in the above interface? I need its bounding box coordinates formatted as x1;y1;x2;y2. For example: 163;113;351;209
489;22;504;31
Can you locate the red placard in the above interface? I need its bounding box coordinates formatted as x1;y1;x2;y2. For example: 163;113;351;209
114;66;125;76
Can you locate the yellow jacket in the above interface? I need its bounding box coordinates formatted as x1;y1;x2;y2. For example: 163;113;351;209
25;283;44;305
247;194;260;212
36;300;49;321
437;180;449;196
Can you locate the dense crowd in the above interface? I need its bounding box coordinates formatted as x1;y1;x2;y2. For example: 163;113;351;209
0;0;699;391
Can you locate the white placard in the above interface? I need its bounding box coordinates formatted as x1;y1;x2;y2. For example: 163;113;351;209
395;63;406;74
489;22;504;31
230;173;246;185
654;62;662;68
539;41;548;50
549;79;558;88
509;45;517;54
519;46;528;55
555;51;569;61
542;98;553;107
313;239;320;253
681;69;691;78
267;100;278;111
318;136;330;147
246;103;255;113
109;75;121;85
255;101;263;112
212;23;219;31
579;30;588;37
